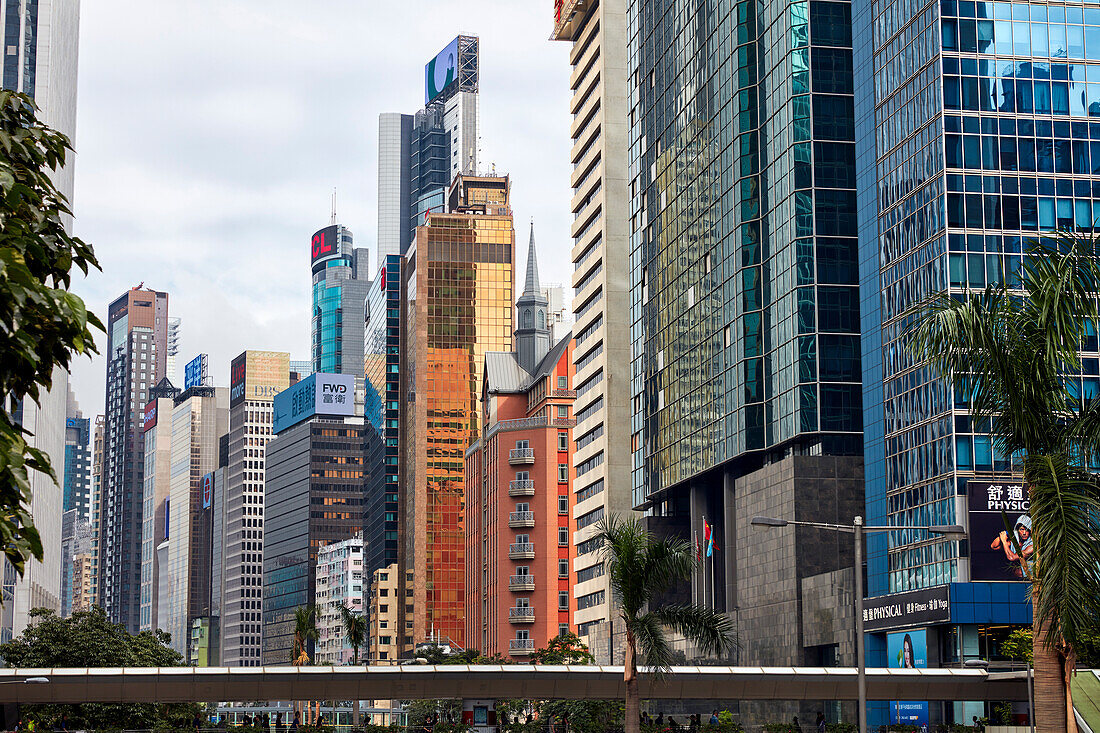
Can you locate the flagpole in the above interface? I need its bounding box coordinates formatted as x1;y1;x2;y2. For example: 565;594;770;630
702;515;709;610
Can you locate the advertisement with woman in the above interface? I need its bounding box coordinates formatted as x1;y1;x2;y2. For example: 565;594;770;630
887;629;929;727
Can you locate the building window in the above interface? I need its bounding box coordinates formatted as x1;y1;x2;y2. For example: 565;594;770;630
558;432;569;451
558;592;569;611
558;464;568;482
515;439;530;450
558;559;569;578
558;527;568;546
558;494;568;514
556;405;568;418
559;623;569;637
557;376;568;389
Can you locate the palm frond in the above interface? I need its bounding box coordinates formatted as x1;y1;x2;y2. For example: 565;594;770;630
1019;232;1100;368
630;612;675;675
597;515;652;618
651;604;738;659
641;534;697;600
1024;453;1100;653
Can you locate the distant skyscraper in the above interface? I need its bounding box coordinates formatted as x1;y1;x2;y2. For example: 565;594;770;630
98;287;170;633
403;173;515;651
140;378;179;633
377;36;480;262
222;351;289;666
166;318;182;384
64;388;92;521
0;0;81;645
311;224;371;378
550;0;632;663
59;509;93;618
539;284;573;346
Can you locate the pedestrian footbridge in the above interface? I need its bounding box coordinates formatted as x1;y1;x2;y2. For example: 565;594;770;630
0;666;1030;704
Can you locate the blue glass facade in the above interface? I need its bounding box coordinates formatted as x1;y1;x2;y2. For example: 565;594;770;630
64;416;91;520
363;255;404;579
310;225;371;379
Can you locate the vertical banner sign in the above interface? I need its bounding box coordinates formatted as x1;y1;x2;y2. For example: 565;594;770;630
967;480;1031;581
887;629;929;726
230;353;248;407
202;472;213;510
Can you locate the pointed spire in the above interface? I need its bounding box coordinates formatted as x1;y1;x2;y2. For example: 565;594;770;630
523;220;541;297
331;188;338;225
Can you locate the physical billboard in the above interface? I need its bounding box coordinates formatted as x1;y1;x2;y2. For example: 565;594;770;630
185;354;208;390
968;479;1031;581
425;37;460;104
231;351;290;407
887;629;929;726
863;586;951;633
272;373;356;433
311;225;340;266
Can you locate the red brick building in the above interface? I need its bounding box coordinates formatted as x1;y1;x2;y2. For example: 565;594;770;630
465;228;576;658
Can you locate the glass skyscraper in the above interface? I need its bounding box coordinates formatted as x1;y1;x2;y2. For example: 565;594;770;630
311;224;371;379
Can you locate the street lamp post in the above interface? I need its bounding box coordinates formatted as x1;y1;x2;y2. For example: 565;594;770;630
751;515;965;733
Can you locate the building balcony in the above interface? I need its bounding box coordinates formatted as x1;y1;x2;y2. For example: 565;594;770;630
508;542;535;560
508;511;535;528
509;607;535;624
508;448;535;464
508;479;535;496
509;638;535;655
508;574;535;592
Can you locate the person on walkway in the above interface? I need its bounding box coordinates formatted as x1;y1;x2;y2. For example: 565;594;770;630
815;712;825;733
709;711;719;726
290;712;300;731
273;712;283;732
791;716;803;733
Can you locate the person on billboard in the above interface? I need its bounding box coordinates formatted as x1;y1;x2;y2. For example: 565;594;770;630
900;633;916;667
990;514;1033;576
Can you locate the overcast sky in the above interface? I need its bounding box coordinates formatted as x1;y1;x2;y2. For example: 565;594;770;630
68;1;575;415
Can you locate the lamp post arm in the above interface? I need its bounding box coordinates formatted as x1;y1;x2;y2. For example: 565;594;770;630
784;519;857;533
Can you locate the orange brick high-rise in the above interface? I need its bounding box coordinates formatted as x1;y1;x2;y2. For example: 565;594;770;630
465;226;576;657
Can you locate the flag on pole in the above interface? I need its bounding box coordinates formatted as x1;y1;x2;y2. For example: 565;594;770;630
694;530;702;562
704;518;719;557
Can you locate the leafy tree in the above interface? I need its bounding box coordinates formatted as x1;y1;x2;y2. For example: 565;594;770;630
337;603;367;725
529;632;595;665
912;231;1100;733
1002;625;1100;668
0;89;101;577
528;632;620;733
0;607;198;729
598;515;737;733
292;606;318;665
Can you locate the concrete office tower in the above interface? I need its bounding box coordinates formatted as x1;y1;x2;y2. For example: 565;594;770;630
159;386;228;658
222;351;290;666
311;224;371;378
550;0;632;664
465;236;576;658
90;414;104;603
98;288;170;633
205;460;228;667
377;36;480;261
0;0;81;644
64;389;92;521
139;378;180;632
403;173;515;651
363;255;405;584
263;375;364;666
314;534;365;665
625;0;863;719
59;509;93;618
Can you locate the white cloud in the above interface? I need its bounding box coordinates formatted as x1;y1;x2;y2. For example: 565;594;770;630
68;1;575;413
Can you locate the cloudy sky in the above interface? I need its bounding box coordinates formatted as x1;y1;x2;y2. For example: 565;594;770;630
68;1;575;414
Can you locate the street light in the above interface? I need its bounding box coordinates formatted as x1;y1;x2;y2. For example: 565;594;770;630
750;515;966;733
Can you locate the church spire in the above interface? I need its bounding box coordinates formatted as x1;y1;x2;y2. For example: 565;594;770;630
515;220;550;374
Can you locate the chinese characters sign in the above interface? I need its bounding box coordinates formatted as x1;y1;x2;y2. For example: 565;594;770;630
968;480;1031;582
863;586;951;632
272;373;355;433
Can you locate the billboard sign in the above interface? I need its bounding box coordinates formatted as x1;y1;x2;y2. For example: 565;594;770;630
231;351;290;407
201;472;213;510
968;480;1031;581
185;354;209;390
143;401;158;432
425;37;460;104
863;586;951;632
273;373;356;433
230;353;248;407
887;629;929;726
311;225;340;266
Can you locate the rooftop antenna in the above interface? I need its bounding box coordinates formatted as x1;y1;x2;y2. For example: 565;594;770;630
330;188;338;225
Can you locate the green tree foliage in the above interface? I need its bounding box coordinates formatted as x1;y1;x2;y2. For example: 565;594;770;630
337;603;366;664
0;90;101;576
599;516;738;733
528;633;620;733
912;232;1100;732
528;632;595;665
292;606;318;665
0;607;198;729
1002;625;1100;668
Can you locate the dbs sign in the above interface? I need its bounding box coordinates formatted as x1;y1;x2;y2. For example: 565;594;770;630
311;225;340;264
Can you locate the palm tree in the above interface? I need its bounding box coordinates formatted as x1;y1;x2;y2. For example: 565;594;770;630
338;603;367;725
291;606;318;723
912;232;1100;733
598;515;737;733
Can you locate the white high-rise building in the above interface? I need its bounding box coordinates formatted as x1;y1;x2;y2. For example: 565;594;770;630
166;318;182;384
0;0;81;643
551;0;631;664
314;535;365;665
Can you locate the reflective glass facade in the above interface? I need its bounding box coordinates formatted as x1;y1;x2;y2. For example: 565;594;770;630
853;0;1098;598
311;225;371;379
364;255;405;582
628;0;863;509
405;202;514;650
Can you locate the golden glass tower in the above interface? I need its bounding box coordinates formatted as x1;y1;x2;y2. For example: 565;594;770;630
403;175;515;649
